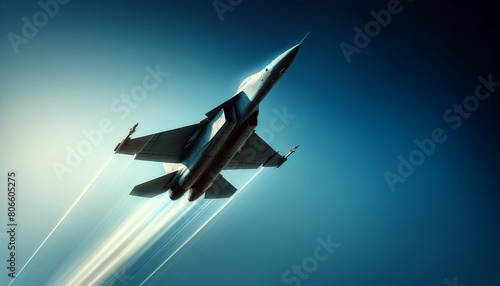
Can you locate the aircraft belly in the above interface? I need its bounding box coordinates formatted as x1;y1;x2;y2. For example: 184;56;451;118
179;106;237;190
190;112;258;193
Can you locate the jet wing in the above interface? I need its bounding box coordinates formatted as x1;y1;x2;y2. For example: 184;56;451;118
115;124;199;163
224;132;284;169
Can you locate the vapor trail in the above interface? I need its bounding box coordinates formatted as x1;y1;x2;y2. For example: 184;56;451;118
9;155;115;286
62;190;201;285
139;168;264;286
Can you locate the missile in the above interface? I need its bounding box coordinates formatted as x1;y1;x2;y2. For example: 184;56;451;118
129;123;138;136
276;144;300;168
114;123;139;153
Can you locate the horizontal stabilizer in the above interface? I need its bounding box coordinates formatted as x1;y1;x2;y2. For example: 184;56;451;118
204;174;237;199
130;171;178;198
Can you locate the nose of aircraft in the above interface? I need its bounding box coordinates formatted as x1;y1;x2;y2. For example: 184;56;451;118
270;32;308;74
271;43;301;74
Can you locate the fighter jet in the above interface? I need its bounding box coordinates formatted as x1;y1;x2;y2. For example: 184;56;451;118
114;36;305;201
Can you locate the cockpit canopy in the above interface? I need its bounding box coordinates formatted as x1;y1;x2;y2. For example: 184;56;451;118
238;75;252;90
238;69;269;91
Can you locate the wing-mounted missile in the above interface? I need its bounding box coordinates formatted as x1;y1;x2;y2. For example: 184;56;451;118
276;144;299;168
114;123;139;153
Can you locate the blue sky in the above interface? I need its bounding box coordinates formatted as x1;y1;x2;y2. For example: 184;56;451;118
1;0;499;285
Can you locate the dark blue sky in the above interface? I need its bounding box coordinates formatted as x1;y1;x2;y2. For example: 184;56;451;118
1;0;499;285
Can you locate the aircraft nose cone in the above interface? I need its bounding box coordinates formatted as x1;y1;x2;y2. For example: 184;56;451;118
284;44;301;63
270;32;308;75
273;43;301;72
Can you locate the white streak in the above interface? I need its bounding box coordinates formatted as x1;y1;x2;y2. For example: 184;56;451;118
140;168;264;285
9;155;115;286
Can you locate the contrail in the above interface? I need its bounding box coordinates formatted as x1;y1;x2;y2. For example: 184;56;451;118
64;199;167;285
9;154;115;286
61;192;202;285
140;167;264;286
83;200;188;285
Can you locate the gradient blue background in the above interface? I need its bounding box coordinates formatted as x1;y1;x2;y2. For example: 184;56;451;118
1;0;499;285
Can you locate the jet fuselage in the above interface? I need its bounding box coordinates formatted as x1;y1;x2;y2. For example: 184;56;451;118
169;43;302;201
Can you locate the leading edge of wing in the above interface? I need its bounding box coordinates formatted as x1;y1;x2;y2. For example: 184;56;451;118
224;132;283;170
115;123;199;163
